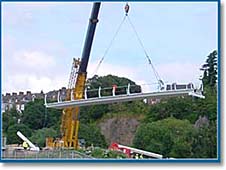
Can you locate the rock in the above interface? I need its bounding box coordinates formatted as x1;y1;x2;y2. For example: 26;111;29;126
194;115;209;128
98;116;140;145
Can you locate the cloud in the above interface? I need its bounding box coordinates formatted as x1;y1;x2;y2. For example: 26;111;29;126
87;60;136;80
87;60;202;92
2;57;202;94
156;62;202;85
13;51;55;69
2;73;68;94
2;50;65;94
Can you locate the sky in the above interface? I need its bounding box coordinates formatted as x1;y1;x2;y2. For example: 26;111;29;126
1;1;218;94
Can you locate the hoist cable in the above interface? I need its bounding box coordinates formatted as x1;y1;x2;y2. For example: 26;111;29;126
92;15;127;76
92;3;163;86
127;16;149;58
127;15;164;85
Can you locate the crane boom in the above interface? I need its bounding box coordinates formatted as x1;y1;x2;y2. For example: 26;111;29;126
60;2;101;149
79;2;101;73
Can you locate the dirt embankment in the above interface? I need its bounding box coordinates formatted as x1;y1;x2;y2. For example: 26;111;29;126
98;116;140;146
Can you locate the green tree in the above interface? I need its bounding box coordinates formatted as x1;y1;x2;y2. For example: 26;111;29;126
133;117;196;158
30;127;57;147
80;104;109;124
6;124;32;144
200;50;217;91
192;121;217;158
145;97;199;123
21;99;46;130
78;124;107;148
21;99;61;130
86;74;141;97
2;108;20;133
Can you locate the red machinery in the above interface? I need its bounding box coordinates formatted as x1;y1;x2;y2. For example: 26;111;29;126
109;142;163;159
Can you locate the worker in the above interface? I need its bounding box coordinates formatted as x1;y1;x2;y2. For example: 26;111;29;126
22;141;29;150
112;84;117;89
85;149;91;155
103;150;109;158
140;154;143;159
124;3;130;16
91;143;94;150
112;84;117;96
135;153;139;159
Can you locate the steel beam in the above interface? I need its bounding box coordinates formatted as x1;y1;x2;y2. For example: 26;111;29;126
45;89;204;109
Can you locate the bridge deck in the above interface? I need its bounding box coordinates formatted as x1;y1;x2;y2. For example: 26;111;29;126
45;89;204;109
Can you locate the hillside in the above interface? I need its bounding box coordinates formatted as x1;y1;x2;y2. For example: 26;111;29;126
98;115;140;145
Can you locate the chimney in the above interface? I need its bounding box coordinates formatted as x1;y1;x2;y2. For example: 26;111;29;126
26;91;31;95
19;92;24;96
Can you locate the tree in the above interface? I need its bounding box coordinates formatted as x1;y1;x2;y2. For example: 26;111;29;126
192;121;217;158
145;97;199;123
30;127;57;147
133;117;196;158
6;124;32;144
21;99;46;130
86;75;141;97
80;104;109;124
2;108;20;133
78;123;107;148
21;99;61;130
201;50;217;91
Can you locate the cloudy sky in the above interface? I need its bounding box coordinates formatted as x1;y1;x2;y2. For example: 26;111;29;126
2;1;218;94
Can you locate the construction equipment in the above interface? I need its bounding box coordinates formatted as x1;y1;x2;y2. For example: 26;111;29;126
45;2;204;149
57;2;101;149
16;131;40;151
109;143;163;159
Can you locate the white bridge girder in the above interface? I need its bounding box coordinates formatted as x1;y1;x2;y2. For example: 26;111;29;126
45;89;204;109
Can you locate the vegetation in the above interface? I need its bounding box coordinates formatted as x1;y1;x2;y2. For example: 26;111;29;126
6;124;32;144
89;148;127;158
30;128;58;147
133;50;218;158
86;74;141;97
78;123;107;148
134;117;196;158
200;50;217;91
2;51;218;158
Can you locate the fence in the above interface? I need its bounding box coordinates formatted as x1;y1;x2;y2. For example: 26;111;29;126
2;148;93;160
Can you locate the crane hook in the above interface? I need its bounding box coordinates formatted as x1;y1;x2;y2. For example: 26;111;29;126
125;3;130;16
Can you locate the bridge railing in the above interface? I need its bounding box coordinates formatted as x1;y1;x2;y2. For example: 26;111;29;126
44;82;203;106
45;83;142;104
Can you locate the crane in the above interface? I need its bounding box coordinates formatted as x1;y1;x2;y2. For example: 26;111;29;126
60;2;101;149
45;2;205;150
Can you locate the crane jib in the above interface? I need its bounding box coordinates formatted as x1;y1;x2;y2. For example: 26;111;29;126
79;2;101;73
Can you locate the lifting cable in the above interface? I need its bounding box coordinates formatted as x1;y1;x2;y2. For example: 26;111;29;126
92;15;127;75
126;15;164;86
93;3;164;87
